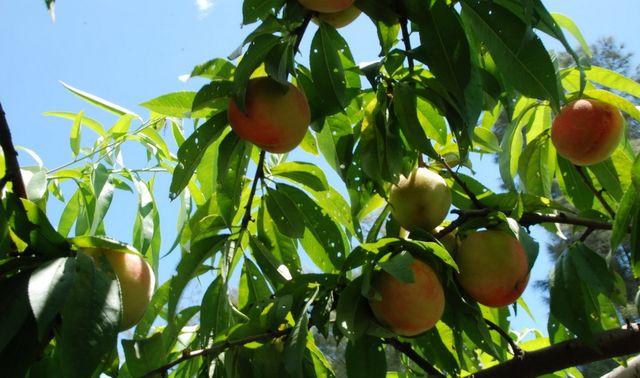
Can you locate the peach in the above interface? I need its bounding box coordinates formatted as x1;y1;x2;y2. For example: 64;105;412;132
368;259;445;336
455;230;529;308
313;5;361;28
551;98;624;166
83;248;155;331
389;167;452;232
228;77;310;154
297;0;354;13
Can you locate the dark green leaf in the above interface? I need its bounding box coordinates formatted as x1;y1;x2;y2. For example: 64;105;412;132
461;1;560;108
0;272;31;352
169;113;227;200
242;0;285;25
517;131;555;198
589;160;623;202
345;335;386;378
265;186;306;239
233;34;281;111
271;161;329;192
192;80;234;113
283;289;317;377
217;132;252;226
408;0;471;106
168;234;228;321
277;184;348;272
611;185;638;251
379;251;415;283
238;258;272;310
121;333;165;377
59;252;120;378
28;257;75;340
556;156;595;210
310;24;347;114
200;277;235;347
393;82;440;159
335;276;371;340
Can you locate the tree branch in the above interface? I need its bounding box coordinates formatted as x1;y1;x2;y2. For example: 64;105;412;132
484;319;523;358
470;324;640;378
293;13;313;54
384;337;444;377
575;165;616;218
143;327;291;377
0;102;27;198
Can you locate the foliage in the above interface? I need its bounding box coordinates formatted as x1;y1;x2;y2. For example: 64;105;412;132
2;0;640;377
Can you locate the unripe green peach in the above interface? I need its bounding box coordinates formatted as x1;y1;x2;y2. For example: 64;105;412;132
228;77;310;154
455;230;529;308
389;167;452;232
297;0;354;13
368;259;445;337
313;5;361;28
551;98;624;166
83;248;155;331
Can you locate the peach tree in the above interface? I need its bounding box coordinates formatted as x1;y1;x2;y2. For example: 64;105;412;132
2;0;640;376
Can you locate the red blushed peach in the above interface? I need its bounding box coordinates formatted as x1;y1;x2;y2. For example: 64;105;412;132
313;5;361;28
83;248;155;331
456;230;529;308
228;77;310;154
297;0;354;13
368;259;445;337
551;98;624;166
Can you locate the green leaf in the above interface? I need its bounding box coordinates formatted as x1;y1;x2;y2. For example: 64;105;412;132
310;24;347;114
59;252;120;378
556;156;594;211
586;65;640;98
200;276;235;347
283;289;317;377
379;251;415;283
121;333;165;377
192;80;234;114
345;335;386;378
167;234;228;321
517;131;555;198
43;111;106;136
190;58;236;80
408;0;471;106
169;112;227;200
473;127;501;153
615;186;640;258
335;276;370;340
69;110;83;156
90;164;114;235
256;204;301;281
0;272;31;352
551;13;592;59
393;82;440;159
141;91;210;119
461;1;560;108
265;186;306;239
277;184;348;272
589;159;624;202
216;132;252;226
60;81;140;119
28;257;75;340
242;0;285;25
271;161;329;192
237;258;272;310
233;34;281;112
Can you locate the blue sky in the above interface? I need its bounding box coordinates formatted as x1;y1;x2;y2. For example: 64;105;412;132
1;0;639;334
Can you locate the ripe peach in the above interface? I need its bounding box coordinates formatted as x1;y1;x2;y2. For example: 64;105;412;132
83;248;155;331
368;259;445;337
455;230;529;308
228;77;310;154
389;167;452;232
551;98;624;166
313;5;361;28
297;0;354;13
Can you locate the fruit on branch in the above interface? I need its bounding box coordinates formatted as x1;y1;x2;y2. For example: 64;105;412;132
83;248;156;331
228;77;310;153
312;5;361;28
297;0;354;13
368;258;445;337
389;167;452;232
455;230;529;308
551;98;624;166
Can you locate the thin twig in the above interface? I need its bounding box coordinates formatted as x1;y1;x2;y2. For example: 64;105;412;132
484;319;524;358
440;158;485;209
240;149;266;229
0;102;27;198
575;165;616;218
384;338;444;377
